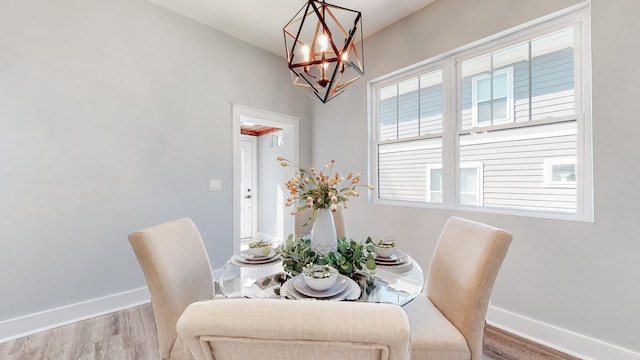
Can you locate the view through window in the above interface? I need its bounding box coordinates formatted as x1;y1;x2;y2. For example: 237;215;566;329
369;8;592;220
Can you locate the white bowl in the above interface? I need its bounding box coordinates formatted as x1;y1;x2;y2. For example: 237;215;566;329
374;243;397;258
303;266;338;291
248;244;272;257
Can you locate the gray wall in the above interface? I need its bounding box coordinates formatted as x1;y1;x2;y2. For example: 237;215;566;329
2;0;639;357
311;0;640;356
0;0;311;321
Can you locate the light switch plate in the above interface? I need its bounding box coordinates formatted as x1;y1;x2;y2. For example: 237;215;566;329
209;179;222;191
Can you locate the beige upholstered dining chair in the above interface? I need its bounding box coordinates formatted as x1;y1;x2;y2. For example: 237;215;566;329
404;216;512;360
177;298;410;360
295;206;346;237
128;217;215;360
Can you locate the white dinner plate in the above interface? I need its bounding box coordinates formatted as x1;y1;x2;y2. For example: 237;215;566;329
282;276;360;301
286;281;350;301
375;256;413;271
238;250;273;261
231;254;280;267
374;251;407;265
293;275;348;298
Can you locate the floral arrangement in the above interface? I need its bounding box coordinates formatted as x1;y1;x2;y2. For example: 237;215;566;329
277;157;373;215
277;235;377;278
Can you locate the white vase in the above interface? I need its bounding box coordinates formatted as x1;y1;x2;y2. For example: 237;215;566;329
311;208;337;255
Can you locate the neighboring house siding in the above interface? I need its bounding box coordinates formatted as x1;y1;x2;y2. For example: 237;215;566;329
460;121;577;211
460;48;574;127
376;41;577;210
379;84;443;140
529;47;575;120
420;85;444;135
378;139;442;201
379;97;397;140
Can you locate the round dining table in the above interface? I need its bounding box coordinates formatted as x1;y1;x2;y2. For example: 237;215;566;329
218;250;425;306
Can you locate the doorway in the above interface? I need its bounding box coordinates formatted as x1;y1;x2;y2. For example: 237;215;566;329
232;104;299;254
239;128;282;247
239;135;257;240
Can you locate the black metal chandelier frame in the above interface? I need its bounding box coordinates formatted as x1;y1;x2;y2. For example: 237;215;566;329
284;0;365;103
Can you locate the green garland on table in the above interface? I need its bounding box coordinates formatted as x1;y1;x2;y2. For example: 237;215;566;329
277;234;377;278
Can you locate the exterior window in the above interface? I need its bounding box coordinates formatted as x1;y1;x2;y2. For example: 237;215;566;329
369;7;592;221
544;158;577;187
472;67;514;126
376;69;443;203
426;163;484;206
425;165;443;203
459;163;484;206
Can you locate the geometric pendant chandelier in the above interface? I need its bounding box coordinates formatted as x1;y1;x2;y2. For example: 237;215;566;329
283;0;365;103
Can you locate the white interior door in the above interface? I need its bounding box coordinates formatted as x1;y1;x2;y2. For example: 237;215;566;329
240;137;256;239
232;105;299;255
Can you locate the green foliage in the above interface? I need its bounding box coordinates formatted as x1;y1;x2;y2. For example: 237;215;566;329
277;235;376;278
278;235;316;276
249;239;271;248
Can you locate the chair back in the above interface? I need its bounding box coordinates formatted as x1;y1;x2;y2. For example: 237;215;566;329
295;206;346;238
426;216;512;360
177;298;410;360
128;217;214;360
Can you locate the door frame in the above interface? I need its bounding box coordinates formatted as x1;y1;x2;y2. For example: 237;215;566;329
232;104;299;255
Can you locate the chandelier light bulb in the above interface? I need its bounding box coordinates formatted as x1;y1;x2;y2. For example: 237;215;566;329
301;44;311;61
317;34;329;52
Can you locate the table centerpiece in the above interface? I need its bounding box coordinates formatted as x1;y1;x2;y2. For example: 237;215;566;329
278;157;374;255
277;234;377;279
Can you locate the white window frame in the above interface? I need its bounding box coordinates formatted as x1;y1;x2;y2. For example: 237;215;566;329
458;162;484;207
427;162;484;206
368;4;592;222
471;67;514;127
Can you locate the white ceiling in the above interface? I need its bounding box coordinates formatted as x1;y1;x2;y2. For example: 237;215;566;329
147;0;436;57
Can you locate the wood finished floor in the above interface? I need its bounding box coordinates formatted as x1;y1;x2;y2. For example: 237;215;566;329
0;302;579;360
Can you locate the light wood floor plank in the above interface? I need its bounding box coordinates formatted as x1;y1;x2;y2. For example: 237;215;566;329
0;302;578;359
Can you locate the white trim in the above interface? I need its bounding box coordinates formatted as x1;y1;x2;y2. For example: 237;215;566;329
459;161;484;207
232;104;300;255
5;282;637;360
487;305;640;360
0;287;150;343
425;162;483;206
0;265;228;344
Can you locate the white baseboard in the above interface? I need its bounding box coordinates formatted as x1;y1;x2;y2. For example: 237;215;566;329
0;287;150;344
487;305;640;360
3;286;638;360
